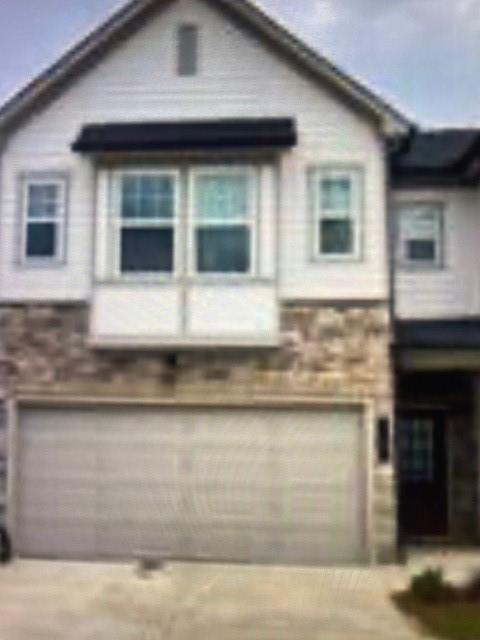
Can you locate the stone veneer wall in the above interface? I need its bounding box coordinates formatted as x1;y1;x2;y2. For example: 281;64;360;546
0;303;392;402
0;302;396;560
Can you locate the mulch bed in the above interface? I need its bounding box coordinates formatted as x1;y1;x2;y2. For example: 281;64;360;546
393;589;480;640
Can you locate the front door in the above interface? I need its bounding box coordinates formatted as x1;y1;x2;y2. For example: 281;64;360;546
397;412;448;540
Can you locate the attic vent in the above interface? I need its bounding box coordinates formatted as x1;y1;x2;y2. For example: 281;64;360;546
177;24;198;76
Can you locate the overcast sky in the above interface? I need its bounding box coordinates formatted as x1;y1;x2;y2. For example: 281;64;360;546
0;0;479;127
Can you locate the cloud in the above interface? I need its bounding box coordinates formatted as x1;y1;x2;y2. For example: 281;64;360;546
312;0;338;27
262;0;480;125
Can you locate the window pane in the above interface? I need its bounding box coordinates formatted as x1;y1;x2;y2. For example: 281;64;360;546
407;239;436;262
400;206;441;238
121;175;174;219
121;227;173;273
28;184;59;219
321;177;351;213
196;174;249;221
197;226;249;273
398;418;433;482
320;219;353;254
26;222;56;258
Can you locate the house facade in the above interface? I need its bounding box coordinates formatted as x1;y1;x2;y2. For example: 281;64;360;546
0;0;475;565
392;132;480;545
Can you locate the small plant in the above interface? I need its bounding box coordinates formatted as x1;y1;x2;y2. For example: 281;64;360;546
409;567;453;603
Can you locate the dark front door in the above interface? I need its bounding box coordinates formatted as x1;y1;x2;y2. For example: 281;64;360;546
397;412;448;539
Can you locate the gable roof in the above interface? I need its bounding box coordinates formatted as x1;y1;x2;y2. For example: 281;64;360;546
391;128;480;187
0;0;411;137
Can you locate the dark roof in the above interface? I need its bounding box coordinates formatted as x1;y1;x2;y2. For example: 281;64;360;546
396;319;480;349
390;128;480;187
0;0;410;137
72;118;297;153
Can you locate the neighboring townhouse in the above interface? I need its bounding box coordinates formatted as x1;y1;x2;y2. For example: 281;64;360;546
391;131;480;545
0;0;474;566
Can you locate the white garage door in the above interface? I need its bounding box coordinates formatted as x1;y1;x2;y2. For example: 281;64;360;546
16;406;366;564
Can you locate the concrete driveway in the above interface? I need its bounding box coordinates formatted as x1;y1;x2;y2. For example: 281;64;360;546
0;560;430;640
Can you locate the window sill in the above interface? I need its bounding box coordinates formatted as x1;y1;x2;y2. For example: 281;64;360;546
17;258;66;270
95;276;275;286
397;262;445;272
88;334;280;350
310;254;363;264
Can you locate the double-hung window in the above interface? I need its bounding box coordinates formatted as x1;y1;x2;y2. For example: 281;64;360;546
191;168;256;274
116;171;178;275
22;177;66;263
396;202;444;268
310;167;362;258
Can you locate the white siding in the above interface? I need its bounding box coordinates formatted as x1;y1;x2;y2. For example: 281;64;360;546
91;285;182;341
0;0;388;304
394;188;480;319
91;282;278;346
188;284;278;341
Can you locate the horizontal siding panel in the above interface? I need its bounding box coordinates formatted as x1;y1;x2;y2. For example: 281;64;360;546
1;0;387;303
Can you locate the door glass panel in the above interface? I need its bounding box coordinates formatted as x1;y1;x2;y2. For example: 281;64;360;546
398;417;434;482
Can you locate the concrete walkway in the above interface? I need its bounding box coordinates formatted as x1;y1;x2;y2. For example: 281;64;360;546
0;560;431;640
407;547;480;587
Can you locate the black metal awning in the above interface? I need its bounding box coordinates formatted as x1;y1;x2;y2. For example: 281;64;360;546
396;319;480;349
72;118;297;153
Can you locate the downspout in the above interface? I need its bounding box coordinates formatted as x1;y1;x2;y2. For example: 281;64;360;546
385;126;415;557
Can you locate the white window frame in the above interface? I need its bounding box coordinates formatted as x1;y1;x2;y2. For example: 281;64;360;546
310;166;363;261
110;168;180;279
21;175;67;265
396;201;444;269
188;166;258;278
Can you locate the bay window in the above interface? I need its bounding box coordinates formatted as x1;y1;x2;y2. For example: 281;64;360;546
310;167;362;259
107;166;258;279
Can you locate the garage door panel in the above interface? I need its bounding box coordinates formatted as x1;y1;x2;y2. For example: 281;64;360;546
20;446;96;472
17;406;365;564
188;526;254;561
184;486;268;520
96;522;178;558
18;519;97;559
18;487;96;515
100;460;181;483
190;455;270;479
279;527;361;562
98;487;181;520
